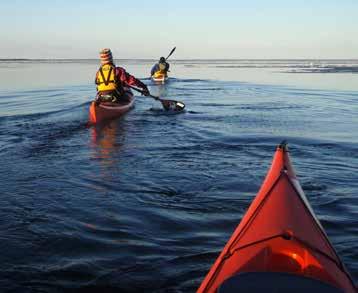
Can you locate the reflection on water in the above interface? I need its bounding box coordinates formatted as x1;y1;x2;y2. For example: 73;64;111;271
90;120;126;169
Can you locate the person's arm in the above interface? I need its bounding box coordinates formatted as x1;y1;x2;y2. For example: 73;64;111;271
151;64;158;76
165;63;170;72
117;67;149;93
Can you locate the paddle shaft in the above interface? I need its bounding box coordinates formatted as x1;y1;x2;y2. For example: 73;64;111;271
165;47;176;61
127;85;160;101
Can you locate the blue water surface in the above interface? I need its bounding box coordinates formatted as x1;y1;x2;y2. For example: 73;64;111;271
0;60;357;292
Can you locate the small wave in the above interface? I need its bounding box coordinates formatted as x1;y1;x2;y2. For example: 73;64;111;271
170;86;225;91
201;103;237;107
287;66;358;74
0;101;89;122
148;108;186;115
174;78;207;83
235;103;308;111
301;182;327;191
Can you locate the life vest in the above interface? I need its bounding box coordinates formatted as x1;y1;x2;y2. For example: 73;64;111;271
153;62;168;77
159;62;167;71
153;71;166;78
96;64;117;92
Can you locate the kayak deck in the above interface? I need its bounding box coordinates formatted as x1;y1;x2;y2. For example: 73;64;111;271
198;143;356;293
152;71;168;83
152;77;168;83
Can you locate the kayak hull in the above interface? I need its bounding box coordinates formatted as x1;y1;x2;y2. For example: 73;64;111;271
197;143;356;293
88;93;135;125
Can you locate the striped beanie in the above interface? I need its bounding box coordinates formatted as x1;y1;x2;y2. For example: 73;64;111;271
99;48;113;65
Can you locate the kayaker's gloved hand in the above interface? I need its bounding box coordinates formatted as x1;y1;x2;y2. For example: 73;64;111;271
142;86;150;96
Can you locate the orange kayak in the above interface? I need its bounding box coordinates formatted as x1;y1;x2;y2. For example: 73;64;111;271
88;93;135;125
198;142;356;293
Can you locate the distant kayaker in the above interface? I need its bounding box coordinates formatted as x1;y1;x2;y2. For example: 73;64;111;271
151;57;170;77
95;48;149;102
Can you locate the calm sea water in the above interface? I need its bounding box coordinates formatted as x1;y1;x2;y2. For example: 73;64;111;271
0;60;357;292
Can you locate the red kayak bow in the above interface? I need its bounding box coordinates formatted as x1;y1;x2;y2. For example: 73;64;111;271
198;142;356;293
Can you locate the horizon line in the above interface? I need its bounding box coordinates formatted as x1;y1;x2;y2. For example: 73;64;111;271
1;58;358;61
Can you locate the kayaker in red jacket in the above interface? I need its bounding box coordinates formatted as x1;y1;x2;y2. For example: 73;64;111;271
95;48;149;102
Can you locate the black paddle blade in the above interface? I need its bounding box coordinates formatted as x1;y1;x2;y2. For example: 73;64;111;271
166;47;176;60
161;99;185;112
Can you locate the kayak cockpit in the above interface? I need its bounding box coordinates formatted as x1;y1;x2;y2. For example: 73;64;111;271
218;272;344;293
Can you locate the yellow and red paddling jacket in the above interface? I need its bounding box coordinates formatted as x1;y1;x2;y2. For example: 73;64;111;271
95;64;146;94
151;62;170;76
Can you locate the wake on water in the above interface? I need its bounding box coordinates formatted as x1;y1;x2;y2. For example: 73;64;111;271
0;61;357;291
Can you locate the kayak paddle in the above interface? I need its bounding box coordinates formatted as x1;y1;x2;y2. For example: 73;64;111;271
165;47;176;61
129;85;185;112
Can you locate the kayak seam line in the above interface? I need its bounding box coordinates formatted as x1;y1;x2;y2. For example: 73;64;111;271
226;233;286;255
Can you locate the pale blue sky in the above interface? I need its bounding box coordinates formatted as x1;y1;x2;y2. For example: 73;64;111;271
1;0;357;59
